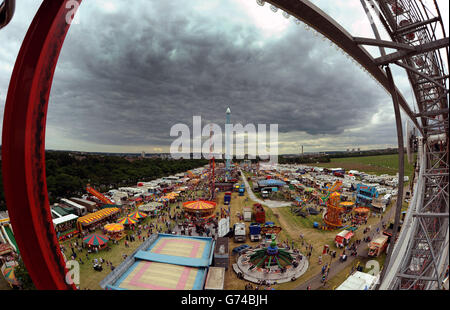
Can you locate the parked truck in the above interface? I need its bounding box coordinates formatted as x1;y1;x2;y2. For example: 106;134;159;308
224;192;232;205
238;188;245;196
243;207;252;222
335;230;354;248
233;223;246;242
253;203;265;223
249;223;261;242
368;235;389;257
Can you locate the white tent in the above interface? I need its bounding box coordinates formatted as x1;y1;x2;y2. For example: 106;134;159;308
336;271;378;290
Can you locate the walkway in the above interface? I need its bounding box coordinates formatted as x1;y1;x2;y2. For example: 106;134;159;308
294;201;396;290
240;170;292;209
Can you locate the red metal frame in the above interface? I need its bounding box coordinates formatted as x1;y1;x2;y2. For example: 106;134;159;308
1;0;80;289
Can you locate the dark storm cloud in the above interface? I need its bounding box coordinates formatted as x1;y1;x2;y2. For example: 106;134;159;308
1;0;393;150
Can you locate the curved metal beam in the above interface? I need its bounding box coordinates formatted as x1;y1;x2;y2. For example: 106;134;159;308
267;0;422;134
1;0;79;289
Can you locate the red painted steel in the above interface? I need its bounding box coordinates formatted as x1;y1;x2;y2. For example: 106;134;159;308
1;0;81;289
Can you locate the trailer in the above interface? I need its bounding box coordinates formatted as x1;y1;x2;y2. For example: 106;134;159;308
224;192;232;205
213;237;229;269
233;223;246;242
243;207;252;222
249;223;261;242
253;203;265;224
204;267;225;290
335;230;354;248
368;235;389;257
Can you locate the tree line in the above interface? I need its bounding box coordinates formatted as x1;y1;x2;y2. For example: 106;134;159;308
0;151;208;211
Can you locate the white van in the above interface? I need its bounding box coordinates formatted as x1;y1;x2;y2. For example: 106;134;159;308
234;223;246;242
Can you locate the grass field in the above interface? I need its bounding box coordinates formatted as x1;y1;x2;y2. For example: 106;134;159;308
0;275;11;290
309;154;416;177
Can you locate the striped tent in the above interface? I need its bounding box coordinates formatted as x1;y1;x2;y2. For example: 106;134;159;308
182;200;216;211
117;216;138;225
129;211;147;219
77;207;120;230
1;266;20;286
83;233;109;246
77;208;120;224
104;223;124;233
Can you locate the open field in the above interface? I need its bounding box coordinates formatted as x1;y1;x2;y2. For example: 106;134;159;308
309;154;416;177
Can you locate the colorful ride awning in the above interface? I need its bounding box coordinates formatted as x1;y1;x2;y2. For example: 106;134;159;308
354;207;371;213
104;223;124;233
77;207;120;227
83;233;109;246
117;216;138;225
182;200;216;211
2;265;20;286
344;231;354;240
340;201;355;208
129;211;147;219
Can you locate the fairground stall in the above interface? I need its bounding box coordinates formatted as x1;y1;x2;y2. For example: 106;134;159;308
76;207;121;232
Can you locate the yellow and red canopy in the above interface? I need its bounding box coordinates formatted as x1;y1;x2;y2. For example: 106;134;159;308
104;223;124;233
182;200;216;211
129;211;147;219
117;216;138;225
77;207;120;226
354;207;370;213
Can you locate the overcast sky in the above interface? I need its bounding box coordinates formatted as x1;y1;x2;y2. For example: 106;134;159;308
0;0;448;154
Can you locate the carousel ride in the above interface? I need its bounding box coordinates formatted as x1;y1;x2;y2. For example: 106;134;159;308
233;235;308;284
182;200;217;221
248;236;294;271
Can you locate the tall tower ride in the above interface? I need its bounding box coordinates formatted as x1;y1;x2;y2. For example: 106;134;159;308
225;107;231;172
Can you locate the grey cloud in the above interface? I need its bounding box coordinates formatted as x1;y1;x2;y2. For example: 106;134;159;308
1;0;401;151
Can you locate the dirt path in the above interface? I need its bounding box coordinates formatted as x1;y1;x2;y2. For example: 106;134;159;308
240;170;291;208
